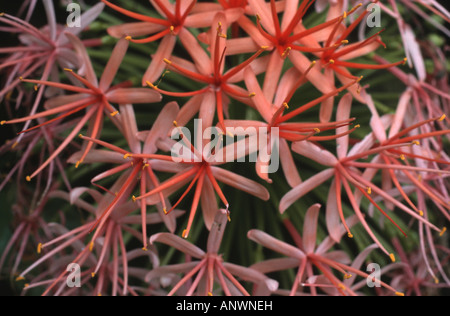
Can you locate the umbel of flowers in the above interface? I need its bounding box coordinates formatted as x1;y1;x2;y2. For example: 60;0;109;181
0;0;449;296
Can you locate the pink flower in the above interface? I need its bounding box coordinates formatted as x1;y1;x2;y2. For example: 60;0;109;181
68;102;181;249
102;0;244;84
249;204;404;296
147;209;278;296
1;35;161;182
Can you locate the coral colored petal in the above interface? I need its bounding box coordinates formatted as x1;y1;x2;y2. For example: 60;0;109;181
143;34;177;84
211;167;270;201
107;22;166;38
303;204;322;254
106;88;162;104
99;37;130;91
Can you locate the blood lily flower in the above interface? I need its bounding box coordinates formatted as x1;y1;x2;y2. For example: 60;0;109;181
16;181;179;296
101;0;244;84
147;209;278;296
0;2;104;124
132;120;269;239
146;15;267;131
249;204;405;296
69;102;181;249
1;36;161;182
224;64;360;185
279;93;448;258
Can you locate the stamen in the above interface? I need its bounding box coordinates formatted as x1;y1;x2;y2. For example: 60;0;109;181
26;176;31;182
390;253;396;263
440;227;447;237
37;243;42;254
395;292;405;297
439;114;446;121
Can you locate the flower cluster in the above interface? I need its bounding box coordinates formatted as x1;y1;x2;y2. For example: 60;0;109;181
0;0;449;296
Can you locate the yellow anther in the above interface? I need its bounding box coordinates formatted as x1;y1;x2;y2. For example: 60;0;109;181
1;120;6;125
419;210;424;217
344;274;352;280
173;121;179;127
89;241;94;252
16;276;25;281
400;154;405;160
75;161;82;169
261;46;269;50
314;128;321;133
440;227;447;237
24;284;29;288
434;277;439;284
357;76;364;82
132;195;137;202
34;85;38;91
438;114;446;121
341;40;349;44
395;292;405;297
163;58;172;65
248;92;256;98
355;124;361;128
19;76;24;81
91;273;96;278
282;47;292;58
11;141;18;149
347;233;354;238
182;229;189;239
110;111;119;117
412;140;420;146
124;153;132;159
143;163;150;170
125;36;132;41
329;59;335;64
402;58;408;65
64;68;73;72
169;25;175;33
37;243;42;254
26;176;31;182
367;187;372;195
0;13;4;17
283;102;289;109
343;11;348;18
208;292;213;296
163;208;168;215
78;133;84;139
390;253;396;263
256;14;261;21
142;247;148;252
338;284;346;291
98;293;102;297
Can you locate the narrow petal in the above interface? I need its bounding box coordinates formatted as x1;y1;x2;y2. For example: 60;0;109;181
247;229;306;260
99;37;130;91
106;88;162;104
303;204;321;254
150;233;205;259
280;168;334;214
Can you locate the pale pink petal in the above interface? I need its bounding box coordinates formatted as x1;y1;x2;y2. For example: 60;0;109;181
118;104;141;154
211;167;270;201
247;229;306;260
388;89;412;139
64;32;98;86
200;177;220;231
143;102;180;153
185;8;244;28
44;94;85;110
224;37;261;55
100;37;130;91
244;67;273;122
325;179;342;243
319;68;335;123
106;88;162;104
279;139;302;188
69;187;103;205
289;50;335;94
67;149;125;165
224;262;279;292
107;22;166;38
178;28;212;76
143;34;177;84
279;168;334;214
291;141;337;167
303;204;321;254
247;0;276;35
263;52;285;104
59;3;105;42
336;92;353;159
206;209;228;253
150;233;205;259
